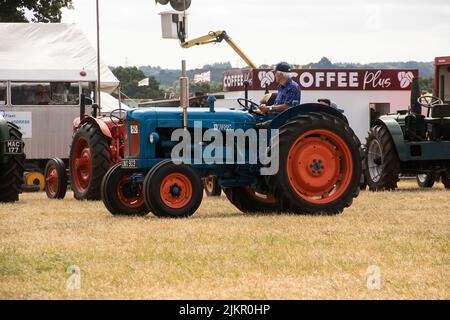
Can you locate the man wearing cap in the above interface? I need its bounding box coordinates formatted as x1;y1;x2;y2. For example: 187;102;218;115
259;62;301;114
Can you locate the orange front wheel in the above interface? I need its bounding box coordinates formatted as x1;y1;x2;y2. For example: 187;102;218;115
45;158;67;199
144;161;203;218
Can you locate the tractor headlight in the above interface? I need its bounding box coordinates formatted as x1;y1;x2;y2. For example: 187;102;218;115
149;132;159;144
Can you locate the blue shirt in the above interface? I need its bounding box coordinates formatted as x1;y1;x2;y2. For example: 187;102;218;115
274;78;301;106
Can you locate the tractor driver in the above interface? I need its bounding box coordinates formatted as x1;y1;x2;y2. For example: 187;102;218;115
259;62;301;114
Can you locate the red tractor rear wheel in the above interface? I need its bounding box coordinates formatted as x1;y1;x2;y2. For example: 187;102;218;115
45;158;67;199
269;113;362;215
70;122;111;200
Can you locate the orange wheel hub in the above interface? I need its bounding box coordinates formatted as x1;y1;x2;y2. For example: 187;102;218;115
71;138;92;192
286;129;353;204
160;173;193;209
46;165;58;195
116;175;145;208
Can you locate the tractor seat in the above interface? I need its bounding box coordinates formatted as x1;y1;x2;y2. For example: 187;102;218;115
430;104;450;118
425;104;450;124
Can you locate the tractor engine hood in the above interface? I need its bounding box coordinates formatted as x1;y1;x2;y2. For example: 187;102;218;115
126;107;257;131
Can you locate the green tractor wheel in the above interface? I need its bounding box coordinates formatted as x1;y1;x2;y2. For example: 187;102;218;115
365;125;400;191
0;121;25;203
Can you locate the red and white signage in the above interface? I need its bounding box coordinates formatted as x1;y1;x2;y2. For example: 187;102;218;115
223;69;419;92
435;56;450;66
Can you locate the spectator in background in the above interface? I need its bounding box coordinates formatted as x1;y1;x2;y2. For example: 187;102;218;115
35;85;51;105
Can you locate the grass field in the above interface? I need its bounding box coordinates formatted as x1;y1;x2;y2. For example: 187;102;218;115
0;180;449;299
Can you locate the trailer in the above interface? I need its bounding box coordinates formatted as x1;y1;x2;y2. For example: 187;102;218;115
0;23;124;190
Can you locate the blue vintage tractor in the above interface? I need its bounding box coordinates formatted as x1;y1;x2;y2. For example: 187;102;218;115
365;78;450;190
100;95;363;218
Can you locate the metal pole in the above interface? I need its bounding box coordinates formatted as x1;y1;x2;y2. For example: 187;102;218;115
118;86;123;119
180;60;189;130
96;0;101;113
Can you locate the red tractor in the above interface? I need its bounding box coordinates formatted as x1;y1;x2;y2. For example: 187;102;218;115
44;96;142;208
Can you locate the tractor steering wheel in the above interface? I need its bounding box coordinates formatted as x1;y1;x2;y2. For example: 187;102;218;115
237;98;262;115
417;96;443;109
109;109;126;125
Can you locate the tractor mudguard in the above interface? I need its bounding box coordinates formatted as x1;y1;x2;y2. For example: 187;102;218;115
78;116;112;139
269;103;348;130
373;117;408;161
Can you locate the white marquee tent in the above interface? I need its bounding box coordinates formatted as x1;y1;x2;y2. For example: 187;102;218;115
0;23;127;112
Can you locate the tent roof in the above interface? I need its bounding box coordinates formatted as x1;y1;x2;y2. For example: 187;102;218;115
100;92;130;113
0;23;119;93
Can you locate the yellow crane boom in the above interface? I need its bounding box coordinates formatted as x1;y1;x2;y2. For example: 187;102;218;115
181;31;257;69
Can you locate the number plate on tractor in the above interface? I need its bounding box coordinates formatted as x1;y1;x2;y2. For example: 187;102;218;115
122;159;137;169
3;140;23;155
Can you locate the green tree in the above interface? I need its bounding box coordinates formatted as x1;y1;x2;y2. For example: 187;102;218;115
419;77;434;94
0;0;73;22
111;66;164;100
190;81;223;94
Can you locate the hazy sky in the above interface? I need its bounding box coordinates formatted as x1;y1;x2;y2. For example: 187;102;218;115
61;0;450;69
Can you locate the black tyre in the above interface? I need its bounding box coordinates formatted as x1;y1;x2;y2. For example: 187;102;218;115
442;172;450;189
101;163;149;216
223;187;282;213
0;122;25;203
360;146;368;190
69;122;111;200
204;176;222;196
268;113;363;215
416;174;435;188
144;161;203;218
365;125;400;191
45;158;67;199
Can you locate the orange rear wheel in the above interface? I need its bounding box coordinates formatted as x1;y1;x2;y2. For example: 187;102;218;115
286;129;353;204
268;113;362;215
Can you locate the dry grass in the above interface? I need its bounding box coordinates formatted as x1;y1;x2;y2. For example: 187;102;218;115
0;180;449;300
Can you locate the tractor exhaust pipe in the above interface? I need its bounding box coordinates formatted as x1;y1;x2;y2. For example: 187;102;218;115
180;60;189;129
410;77;421;114
80;94;86;119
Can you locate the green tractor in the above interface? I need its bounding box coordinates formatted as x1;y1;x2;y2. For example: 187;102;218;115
0;113;25;202
365;78;450;191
